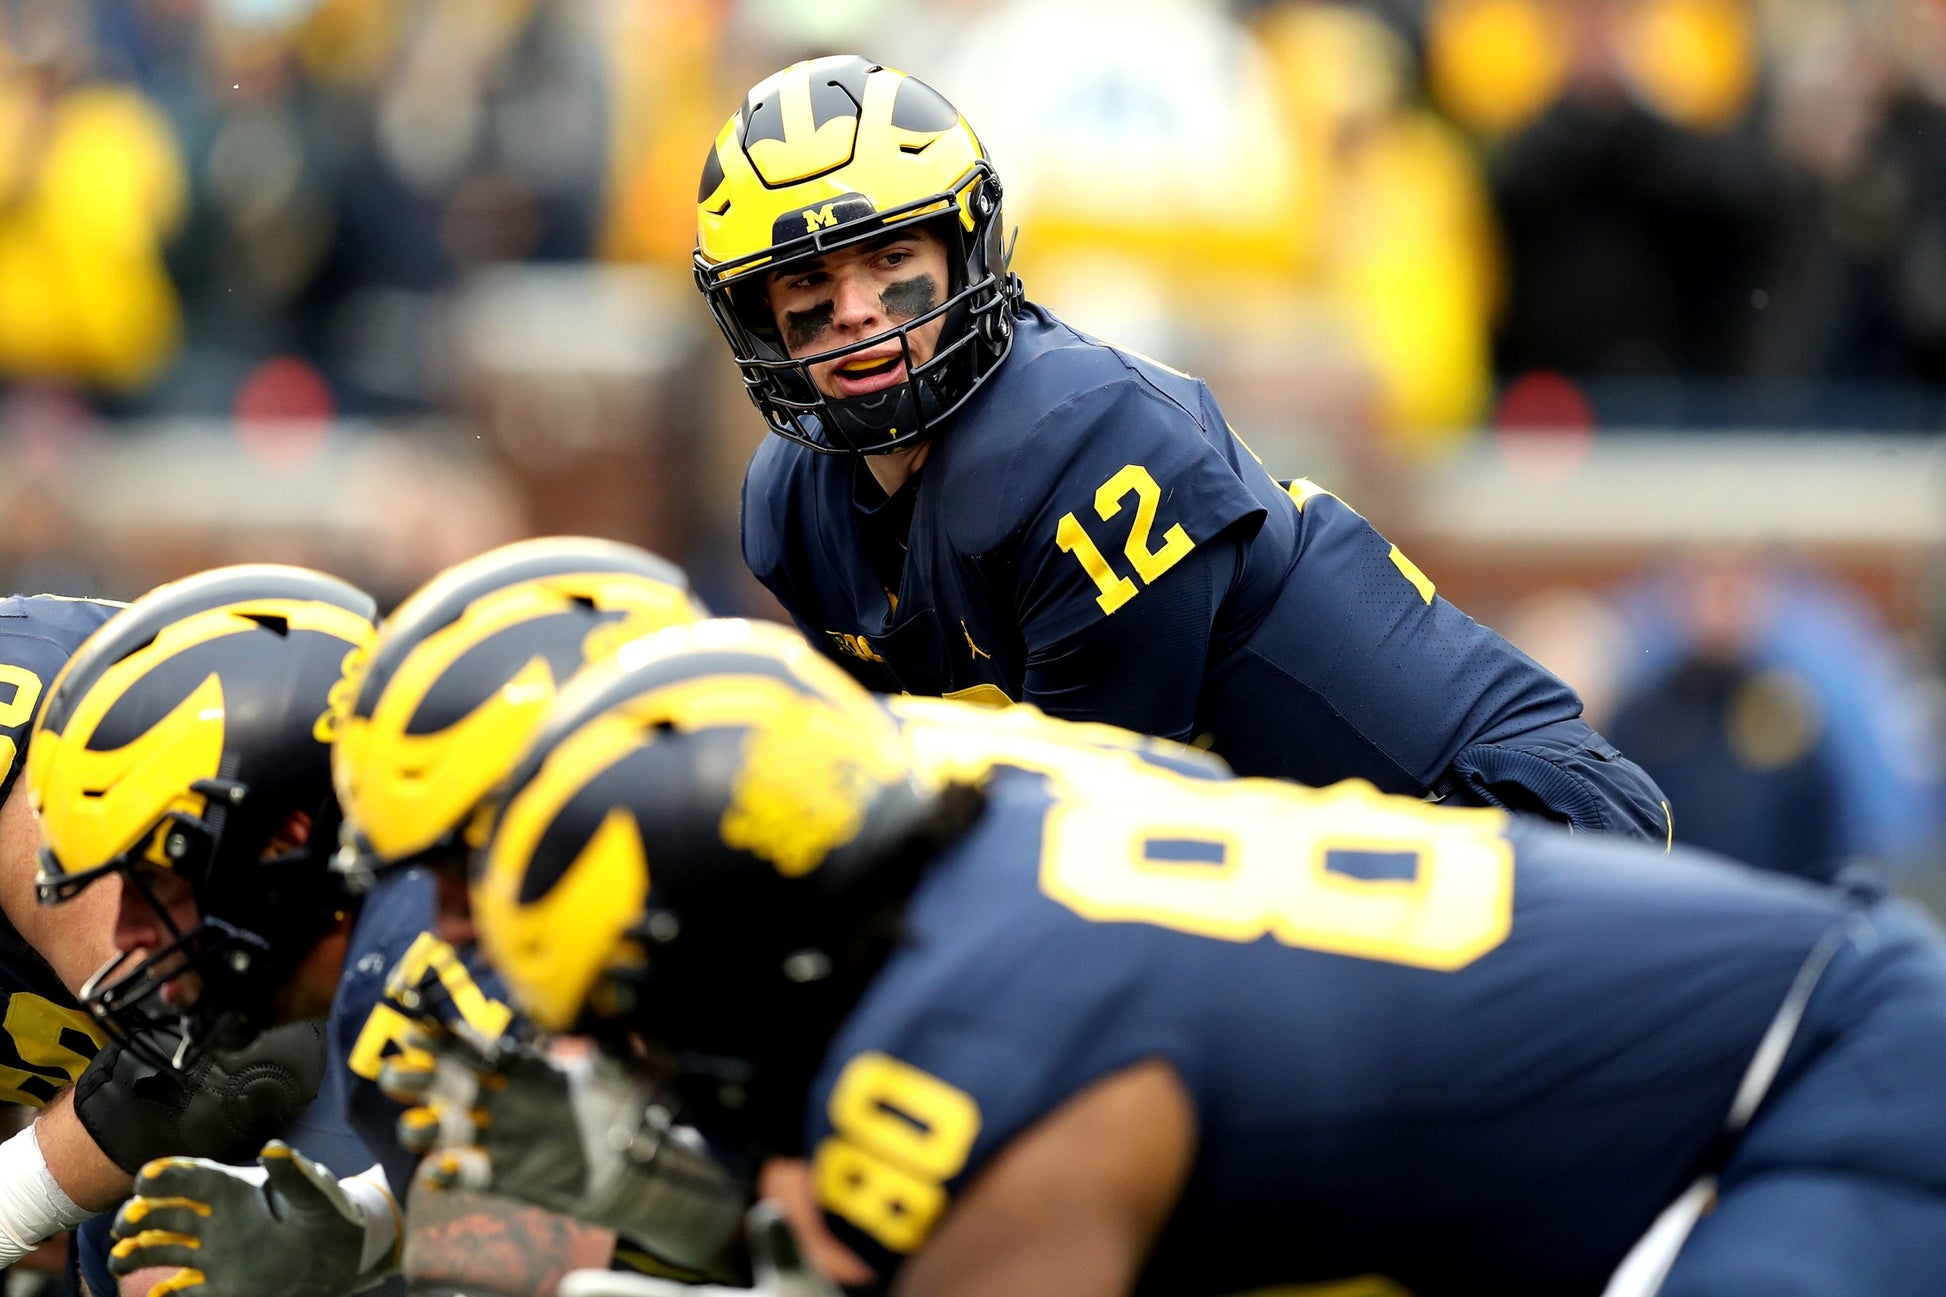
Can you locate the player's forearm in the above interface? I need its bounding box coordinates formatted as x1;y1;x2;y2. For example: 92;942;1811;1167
34;1088;131;1212
404;1185;616;1297
0;1088;123;1267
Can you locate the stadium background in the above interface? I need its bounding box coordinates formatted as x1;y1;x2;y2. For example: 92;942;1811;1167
0;0;1942;897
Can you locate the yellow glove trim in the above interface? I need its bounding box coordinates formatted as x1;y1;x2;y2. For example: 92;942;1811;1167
111;1229;202;1258
120;1196;213;1224
152;1267;209;1297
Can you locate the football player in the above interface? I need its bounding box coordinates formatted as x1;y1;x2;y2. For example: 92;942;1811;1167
327;537;736;1284
29;566;399;1297
705;55;1672;843
472;619;1946;1297
102;540;730;1294
0;591;325;1293
393;621;1236;1277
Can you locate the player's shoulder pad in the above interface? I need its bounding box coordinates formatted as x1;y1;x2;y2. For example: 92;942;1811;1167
741;432;823;584
0;595;124;805
937;316;1226;549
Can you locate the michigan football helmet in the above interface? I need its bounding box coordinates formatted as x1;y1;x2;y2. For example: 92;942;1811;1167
694;54;1022;455
330;537;706;888
472;619;964;1152
29;566;377;1054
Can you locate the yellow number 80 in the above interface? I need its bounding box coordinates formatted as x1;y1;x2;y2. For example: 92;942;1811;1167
813;1052;981;1254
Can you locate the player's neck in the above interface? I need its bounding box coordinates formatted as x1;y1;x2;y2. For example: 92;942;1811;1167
862;440;931;498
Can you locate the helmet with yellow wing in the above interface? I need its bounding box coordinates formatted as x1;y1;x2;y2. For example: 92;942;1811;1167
694;54;1022;455
329;537;706;891
28;566;377;1056
471;618;977;1152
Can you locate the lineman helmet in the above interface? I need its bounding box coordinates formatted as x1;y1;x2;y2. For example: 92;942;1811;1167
694;54;1022;455
472;619;976;1152
330;537;706;888
29;566;377;1056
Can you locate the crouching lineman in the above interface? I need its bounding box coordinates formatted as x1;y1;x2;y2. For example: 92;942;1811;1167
383;624;1238;1282
468;620;1946;1297
325;536;741;1285
28;567;400;1297
0;593;328;1289
94;541;735;1295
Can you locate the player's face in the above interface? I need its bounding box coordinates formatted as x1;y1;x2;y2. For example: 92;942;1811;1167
113;862;206;1006
764;227;953;400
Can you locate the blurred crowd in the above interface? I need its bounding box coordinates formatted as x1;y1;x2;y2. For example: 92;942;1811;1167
2;0;1944;879
8;0;1946;445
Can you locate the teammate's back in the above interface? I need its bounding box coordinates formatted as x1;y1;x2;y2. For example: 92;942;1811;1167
809;764;1867;1294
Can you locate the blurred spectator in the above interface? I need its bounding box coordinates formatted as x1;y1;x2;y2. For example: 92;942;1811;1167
1429;0;1774;397
596;0;734;267
0;0;187;396
1604;555;1946;881
1745;0;1946;403
924;0;1307;362
86;0;610;418
1253;0;1499;462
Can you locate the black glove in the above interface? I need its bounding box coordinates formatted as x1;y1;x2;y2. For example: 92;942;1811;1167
73;1020;326;1174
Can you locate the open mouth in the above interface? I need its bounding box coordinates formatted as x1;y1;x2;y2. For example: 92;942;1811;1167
828;351;908;398
837;355;900;379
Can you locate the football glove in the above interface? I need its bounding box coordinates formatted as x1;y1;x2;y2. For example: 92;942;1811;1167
559;1202;839;1297
73;1021;326;1175
381;1032;744;1276
107;1140;398;1297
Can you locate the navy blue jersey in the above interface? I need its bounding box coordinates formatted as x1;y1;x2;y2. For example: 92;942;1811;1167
328;867;514;1191
803;765;1860;1296
743;305;1668;840
0;595;120;811
0;596;121;1105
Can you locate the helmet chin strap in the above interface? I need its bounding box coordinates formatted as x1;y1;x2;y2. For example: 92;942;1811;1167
824;384;923;454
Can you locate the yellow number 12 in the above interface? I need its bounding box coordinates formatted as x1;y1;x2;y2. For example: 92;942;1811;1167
1055;464;1196;614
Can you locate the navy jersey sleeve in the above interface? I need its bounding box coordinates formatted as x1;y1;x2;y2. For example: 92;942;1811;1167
998;372;1264;654
740;435;846;646
740;439;800;616
0;595;121;808
1218;486;1669;840
805;949;1179;1285
1021;531;1241;741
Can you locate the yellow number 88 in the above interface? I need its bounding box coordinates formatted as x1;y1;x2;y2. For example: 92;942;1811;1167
1040;776;1514;971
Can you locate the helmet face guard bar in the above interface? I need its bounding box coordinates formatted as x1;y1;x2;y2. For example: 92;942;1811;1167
734;285;1006;455
331;822;468;898
42;781;283;1069
79;909;276;1068
33;777;245;907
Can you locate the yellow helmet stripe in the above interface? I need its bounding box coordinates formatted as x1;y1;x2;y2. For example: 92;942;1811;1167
474;708;657;1033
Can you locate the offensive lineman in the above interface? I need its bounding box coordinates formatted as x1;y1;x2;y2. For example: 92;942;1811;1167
470;620;1946;1297
0;592;324;1293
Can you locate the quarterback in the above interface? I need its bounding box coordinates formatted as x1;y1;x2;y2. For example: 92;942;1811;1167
707;56;1670;841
